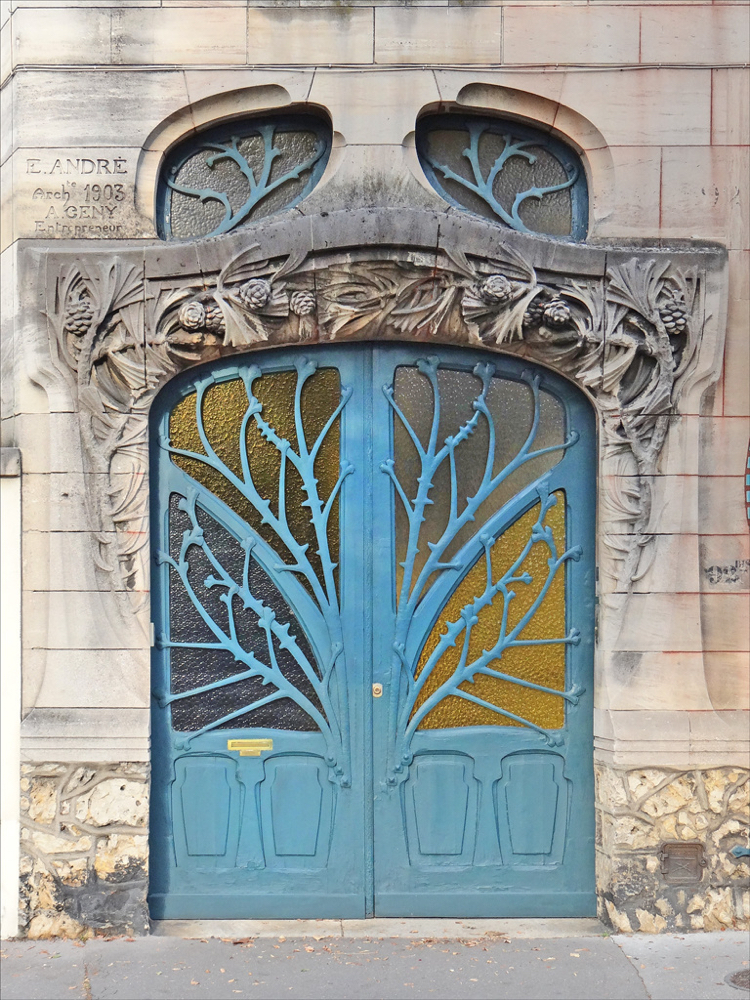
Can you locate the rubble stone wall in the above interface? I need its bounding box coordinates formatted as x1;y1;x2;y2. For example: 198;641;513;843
17;759;749;937
596;764;750;933
18;763;149;939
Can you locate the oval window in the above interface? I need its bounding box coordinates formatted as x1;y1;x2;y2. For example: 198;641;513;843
157;114;332;241
416;113;587;240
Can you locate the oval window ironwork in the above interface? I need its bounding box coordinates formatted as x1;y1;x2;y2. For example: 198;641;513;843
416;114;588;241
157;114;332;241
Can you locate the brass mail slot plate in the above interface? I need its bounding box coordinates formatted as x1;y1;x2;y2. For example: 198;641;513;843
227;738;273;756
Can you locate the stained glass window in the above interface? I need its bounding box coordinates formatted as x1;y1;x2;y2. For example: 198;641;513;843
416;113;588;240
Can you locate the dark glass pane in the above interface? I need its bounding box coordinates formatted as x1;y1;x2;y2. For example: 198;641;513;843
168;493;323;733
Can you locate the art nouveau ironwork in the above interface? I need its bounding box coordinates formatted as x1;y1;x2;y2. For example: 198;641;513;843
148;343;596;918
157;115;332;240
416;114;588;239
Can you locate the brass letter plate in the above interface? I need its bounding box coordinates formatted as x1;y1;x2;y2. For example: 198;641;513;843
227;738;273;756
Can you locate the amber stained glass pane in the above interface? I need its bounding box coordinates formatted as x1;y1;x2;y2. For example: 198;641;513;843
414;493;566;731
392;366;564;599
169;368;341;592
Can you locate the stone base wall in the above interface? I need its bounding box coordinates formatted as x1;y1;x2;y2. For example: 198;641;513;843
16;760;749;937
18;763;149;939
596;764;750;933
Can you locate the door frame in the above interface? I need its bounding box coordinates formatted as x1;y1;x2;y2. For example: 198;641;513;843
36;207;725;928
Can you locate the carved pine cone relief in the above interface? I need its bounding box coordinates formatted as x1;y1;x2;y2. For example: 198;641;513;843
177;297;226;335
658;296;688;334
63;296;94;337
178;300;207;331
479;273;521;305
522;298;546;330
203;300;226;334
542;298;572;329
290;290;316;316
238;278;272;311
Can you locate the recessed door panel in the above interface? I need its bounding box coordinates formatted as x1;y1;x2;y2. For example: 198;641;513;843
149;343;595;919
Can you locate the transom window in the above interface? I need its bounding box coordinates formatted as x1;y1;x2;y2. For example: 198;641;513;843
416;113;588;241
157;114;332;241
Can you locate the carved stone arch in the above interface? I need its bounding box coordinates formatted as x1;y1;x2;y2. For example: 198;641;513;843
37;208;726;657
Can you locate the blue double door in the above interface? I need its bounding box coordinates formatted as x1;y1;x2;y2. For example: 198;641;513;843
149;343;596;919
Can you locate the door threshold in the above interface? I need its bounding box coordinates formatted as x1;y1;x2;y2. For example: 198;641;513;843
152;917;607;940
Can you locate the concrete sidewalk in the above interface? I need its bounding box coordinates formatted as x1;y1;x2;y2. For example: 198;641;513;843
1;922;748;1000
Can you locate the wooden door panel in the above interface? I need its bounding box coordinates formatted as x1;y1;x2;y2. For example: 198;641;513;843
370;345;595;916
149;349;368;919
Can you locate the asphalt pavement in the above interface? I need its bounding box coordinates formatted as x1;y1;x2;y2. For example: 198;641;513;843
1;920;748;1000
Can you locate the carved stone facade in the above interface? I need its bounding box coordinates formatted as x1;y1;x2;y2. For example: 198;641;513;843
2;0;748;939
37;213;726;628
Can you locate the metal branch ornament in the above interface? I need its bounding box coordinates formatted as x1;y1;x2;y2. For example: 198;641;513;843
381;358;581;781
160;357;354;783
419;120;582;237
162;120;331;239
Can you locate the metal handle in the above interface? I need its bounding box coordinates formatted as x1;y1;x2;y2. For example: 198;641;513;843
372;683;383;698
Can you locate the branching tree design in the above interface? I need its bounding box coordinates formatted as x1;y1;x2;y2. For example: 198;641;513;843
423;122;578;235
382;358;583;781
166;124;329;238
158;357;354;784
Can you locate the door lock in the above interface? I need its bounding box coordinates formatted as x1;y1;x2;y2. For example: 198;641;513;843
372;683;383;698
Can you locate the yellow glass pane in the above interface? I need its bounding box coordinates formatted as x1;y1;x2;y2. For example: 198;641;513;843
169;368;341;591
414;493;566;731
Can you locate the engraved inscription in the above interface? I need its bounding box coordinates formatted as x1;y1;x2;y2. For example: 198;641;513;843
703;559;750;587
20;151;145;239
26;156;128;176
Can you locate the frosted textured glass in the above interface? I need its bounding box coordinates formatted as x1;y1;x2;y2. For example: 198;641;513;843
413;495;567;731
170;367;341;593
392;366;564;594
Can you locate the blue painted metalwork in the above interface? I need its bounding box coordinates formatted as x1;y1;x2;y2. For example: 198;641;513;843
157;116;332;240
156;358;352;780
150;343;596;920
381;358;582;782
370;345;596;916
416;115;588;240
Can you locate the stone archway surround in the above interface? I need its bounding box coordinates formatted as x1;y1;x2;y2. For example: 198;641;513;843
19;208;748;936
